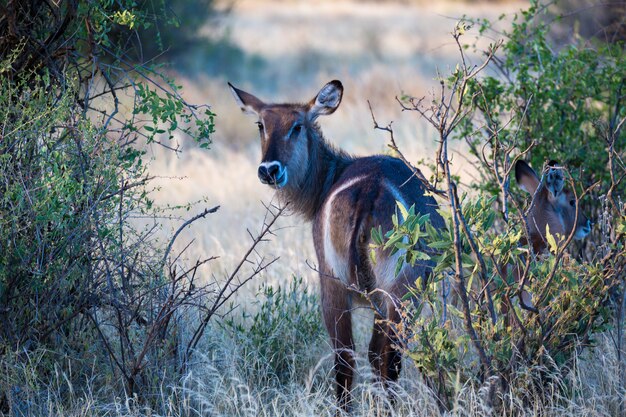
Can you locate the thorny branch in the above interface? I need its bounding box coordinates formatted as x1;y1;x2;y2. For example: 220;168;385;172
183;203;289;366
160;205;220;271
368;100;448;199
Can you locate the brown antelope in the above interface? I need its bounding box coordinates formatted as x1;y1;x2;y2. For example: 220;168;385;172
515;160;591;253
511;160;591;307
229;80;445;410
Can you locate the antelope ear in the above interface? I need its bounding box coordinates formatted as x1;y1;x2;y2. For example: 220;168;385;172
309;80;343;119
515;160;540;194
228;82;265;116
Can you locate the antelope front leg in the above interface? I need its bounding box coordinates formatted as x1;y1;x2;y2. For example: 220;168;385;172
320;276;355;412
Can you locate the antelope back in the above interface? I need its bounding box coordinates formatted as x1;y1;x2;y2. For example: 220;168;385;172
314;156;444;293
515;160;591;252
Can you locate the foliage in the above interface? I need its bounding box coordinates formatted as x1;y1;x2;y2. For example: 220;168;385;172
135;79;214;147
460;1;626;206
0;2;293;414
0;73;119;349
0;0;250;414
224;277;326;387
107;0;218;64
374;3;625;412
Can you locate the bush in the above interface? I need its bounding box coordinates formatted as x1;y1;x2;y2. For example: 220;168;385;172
0;1;225;413
224;277;326;387
462;2;625;204
374;2;625;412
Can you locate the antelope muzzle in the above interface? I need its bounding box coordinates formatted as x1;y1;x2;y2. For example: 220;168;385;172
258;161;288;188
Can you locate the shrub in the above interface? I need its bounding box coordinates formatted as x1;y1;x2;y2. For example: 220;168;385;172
224;277;326;387
0;1;233;413
373;2;625;412
461;2;625;208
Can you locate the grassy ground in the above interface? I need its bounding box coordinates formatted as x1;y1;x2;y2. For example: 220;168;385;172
8;324;623;416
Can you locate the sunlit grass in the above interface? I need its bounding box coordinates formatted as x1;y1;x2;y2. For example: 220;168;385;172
4;331;622;416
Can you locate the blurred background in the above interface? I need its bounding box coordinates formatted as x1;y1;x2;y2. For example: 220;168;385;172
146;0;530;287
143;0;625;291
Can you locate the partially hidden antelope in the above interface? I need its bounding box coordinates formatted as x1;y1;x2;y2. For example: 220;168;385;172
515;160;591;253
229;80;445;410
512;160;591;307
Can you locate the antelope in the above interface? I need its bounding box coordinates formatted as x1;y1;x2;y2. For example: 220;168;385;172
515;160;591;253
229;80;445;410
511;160;591;307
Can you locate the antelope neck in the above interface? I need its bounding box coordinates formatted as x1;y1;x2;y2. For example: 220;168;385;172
281;128;353;220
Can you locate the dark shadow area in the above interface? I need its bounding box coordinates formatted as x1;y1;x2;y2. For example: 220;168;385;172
548;0;626;45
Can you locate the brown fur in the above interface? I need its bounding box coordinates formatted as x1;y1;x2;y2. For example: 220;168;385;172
508;160;591;308
515;160;590;253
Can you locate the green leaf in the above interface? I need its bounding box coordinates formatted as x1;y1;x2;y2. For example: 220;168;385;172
429;240;451;250
371;225;384;246
384;234;406;251
396;201;409;222
369;248;378;266
545;224;558;254
394;256;405;276
415;251;432;261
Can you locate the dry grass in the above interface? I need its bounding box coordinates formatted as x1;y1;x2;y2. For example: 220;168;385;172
7;331;623;416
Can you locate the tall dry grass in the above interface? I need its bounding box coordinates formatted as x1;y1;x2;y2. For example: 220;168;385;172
7;330;622;416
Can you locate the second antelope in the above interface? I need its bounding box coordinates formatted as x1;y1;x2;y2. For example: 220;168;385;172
229;80;445;410
511;160;591;307
515;160;591;253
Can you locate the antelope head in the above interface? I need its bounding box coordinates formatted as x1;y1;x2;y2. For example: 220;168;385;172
228;80;343;190
515;160;592;251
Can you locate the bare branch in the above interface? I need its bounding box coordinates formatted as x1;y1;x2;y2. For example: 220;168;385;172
183;203;289;364
368;100;448;199
160;206;220;271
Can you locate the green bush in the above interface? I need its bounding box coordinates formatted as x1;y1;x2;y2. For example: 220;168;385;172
376;2;625;412
0;73;119;350
225;277;326;387
0;1;216;413
461;1;625;203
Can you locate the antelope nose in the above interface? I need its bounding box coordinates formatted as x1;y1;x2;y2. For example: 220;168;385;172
258;162;282;184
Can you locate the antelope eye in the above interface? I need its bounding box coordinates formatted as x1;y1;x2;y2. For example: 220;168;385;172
292;124;302;134
256;121;263;130
569;199;575;207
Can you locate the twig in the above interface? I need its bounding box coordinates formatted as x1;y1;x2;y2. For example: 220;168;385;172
183;203;288;365
368;101;447;199
160;206;220;272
